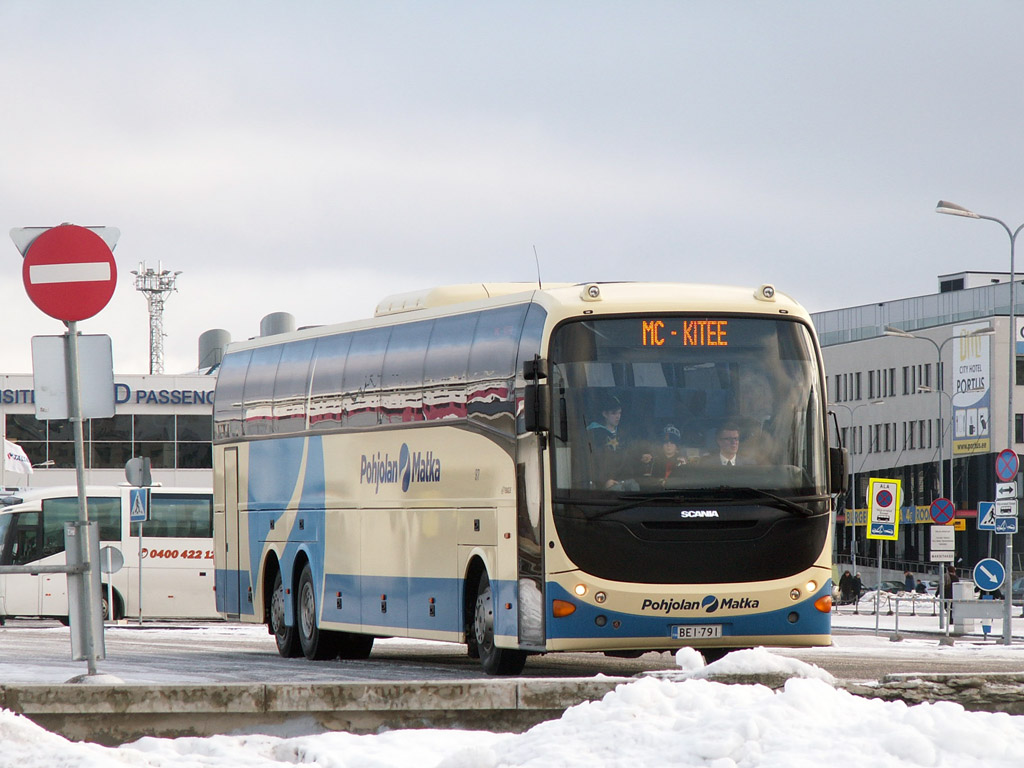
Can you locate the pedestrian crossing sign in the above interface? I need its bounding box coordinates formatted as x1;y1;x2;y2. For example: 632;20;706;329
130;488;150;522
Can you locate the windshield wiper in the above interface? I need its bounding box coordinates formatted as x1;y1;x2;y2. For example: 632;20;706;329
552;492;678;520
730;487;829;518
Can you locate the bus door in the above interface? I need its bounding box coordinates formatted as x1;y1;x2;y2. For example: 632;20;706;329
516;432;545;648
218;447;243;617
0;510;47;617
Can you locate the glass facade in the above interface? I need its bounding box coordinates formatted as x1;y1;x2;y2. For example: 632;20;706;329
5;413;212;470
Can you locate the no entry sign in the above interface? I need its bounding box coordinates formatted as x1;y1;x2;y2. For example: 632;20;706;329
21;224;117;322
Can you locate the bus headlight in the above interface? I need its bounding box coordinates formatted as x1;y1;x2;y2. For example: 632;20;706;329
574;583;587;597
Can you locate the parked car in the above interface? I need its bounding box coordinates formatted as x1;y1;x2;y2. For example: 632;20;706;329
1012;576;1024;603
867;580;906;594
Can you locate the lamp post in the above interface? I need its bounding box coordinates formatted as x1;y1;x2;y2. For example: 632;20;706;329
830;398;885;572
936;199;1024;645
884;324;995;501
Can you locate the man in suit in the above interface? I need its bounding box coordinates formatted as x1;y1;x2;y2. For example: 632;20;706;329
711;423;744;466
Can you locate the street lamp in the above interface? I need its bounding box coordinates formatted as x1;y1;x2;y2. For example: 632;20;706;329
936;199;1024;645
830;398;885;570
883;324;995;500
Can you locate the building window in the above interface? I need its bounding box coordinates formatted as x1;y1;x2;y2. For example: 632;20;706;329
5;414;213;470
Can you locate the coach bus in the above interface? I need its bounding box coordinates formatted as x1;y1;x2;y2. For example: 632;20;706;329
213;282;845;674
0;485;216;623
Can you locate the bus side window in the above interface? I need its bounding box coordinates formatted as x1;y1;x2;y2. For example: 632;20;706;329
11;512;41;565
0;515;11;564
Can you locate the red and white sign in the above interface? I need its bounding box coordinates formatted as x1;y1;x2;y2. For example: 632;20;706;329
21;224;117;322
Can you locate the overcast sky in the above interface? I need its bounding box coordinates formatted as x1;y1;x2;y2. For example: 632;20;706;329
3;1;1024;374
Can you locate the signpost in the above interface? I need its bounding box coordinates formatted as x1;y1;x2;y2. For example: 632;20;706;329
993;449;1019;645
10;223;120;677
130;487;150;623
867;478;901;635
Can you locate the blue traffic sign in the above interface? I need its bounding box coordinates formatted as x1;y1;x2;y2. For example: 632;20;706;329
973;557;1005;592
129;488;149;522
930;497;955;525
978;501;996;530
995;517;1018;534
870;523;896;538
996;449;1019;483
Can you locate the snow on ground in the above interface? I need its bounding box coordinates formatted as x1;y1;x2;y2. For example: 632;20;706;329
2;605;1024;765
3;637;1024;767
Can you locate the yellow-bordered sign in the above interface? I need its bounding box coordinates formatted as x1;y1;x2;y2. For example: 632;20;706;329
867;477;901;540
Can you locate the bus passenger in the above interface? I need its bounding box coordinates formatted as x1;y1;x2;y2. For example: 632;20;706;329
587;393;626;488
636;425;687;490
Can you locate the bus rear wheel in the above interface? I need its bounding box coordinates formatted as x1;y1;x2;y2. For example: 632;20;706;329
297;563;340;660
337;632;374;660
473;572;527;675
101;588;123;621
271;570;301;658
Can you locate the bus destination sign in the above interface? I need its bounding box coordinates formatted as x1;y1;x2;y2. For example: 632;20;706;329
642;319;729;347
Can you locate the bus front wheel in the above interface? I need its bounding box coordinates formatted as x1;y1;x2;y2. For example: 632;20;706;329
472;572;527;675
297;563;340;660
271;570;301;658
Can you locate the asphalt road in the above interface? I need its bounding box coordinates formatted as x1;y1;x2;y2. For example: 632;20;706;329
2;620;1023;685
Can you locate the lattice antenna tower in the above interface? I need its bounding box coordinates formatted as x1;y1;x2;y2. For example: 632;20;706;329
131;261;182;374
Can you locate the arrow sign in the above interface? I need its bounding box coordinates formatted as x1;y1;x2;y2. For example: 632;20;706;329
18;224;118;322
972;557;1005;592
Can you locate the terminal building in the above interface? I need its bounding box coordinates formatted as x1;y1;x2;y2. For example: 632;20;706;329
0;315;296;491
812;271;1024;578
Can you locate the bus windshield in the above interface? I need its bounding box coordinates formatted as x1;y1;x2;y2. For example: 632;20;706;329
549;315;827;497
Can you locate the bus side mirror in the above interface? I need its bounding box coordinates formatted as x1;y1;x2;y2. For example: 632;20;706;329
829;447;848;496
523;356;549;433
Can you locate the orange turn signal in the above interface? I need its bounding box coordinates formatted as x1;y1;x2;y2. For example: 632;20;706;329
814;594;832;613
552;599;577;618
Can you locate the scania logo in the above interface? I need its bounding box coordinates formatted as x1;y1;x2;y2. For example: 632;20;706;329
680;509;719;518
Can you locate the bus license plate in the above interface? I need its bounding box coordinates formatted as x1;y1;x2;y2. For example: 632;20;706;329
672;624;722;639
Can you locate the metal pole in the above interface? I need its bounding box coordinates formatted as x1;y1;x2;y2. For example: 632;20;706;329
67;322;102;674
1007;231;1017;645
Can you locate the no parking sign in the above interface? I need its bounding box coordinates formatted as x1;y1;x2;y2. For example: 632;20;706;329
867;478;901;540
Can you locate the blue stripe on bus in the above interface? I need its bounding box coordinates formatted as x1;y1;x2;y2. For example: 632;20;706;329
215;567;254;616
321;573;463;632
246;436;330;624
543;582;831;640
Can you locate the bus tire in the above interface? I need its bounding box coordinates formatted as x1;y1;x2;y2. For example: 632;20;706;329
337;632;374;660
297;563;339;660
473;571;527;675
271;570;301;658
101;588;123;621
